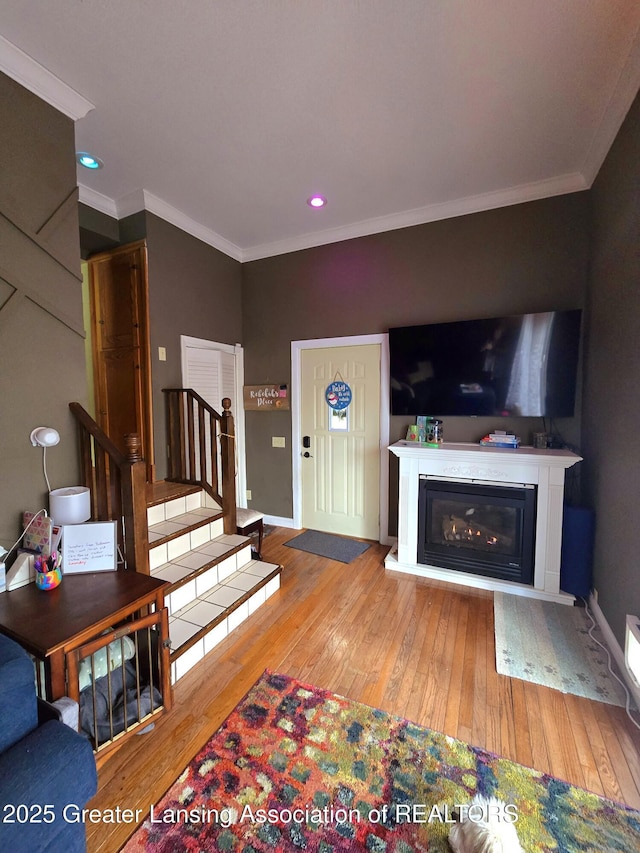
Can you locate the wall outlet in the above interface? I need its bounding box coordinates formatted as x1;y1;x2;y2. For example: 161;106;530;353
272;436;286;448
246;490;252;501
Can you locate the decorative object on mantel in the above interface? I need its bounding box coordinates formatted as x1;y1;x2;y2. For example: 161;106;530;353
479;430;520;448
406;416;443;446
494;592;633;708
425;416;443;446
122;671;640;853
243;384;289;410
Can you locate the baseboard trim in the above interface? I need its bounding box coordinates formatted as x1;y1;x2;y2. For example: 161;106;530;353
263;514;298;529
587;592;640;710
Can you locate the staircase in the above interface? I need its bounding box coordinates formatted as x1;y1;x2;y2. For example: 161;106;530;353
146;482;281;683
69;393;283;686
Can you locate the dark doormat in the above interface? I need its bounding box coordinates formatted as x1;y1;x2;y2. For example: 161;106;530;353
284;530;370;563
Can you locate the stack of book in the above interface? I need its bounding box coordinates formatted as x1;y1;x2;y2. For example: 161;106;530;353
479;432;520;448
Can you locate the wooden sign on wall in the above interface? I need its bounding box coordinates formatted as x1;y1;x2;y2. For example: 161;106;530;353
243;384;289;410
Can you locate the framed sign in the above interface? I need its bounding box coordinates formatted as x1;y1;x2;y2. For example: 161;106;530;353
325;380;352;411
61;521;118;574
243;384;289;411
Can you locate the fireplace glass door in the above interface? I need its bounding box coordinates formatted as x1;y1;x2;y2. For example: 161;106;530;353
418;477;536;584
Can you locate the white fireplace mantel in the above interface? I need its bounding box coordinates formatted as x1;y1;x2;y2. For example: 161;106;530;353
385;441;582;604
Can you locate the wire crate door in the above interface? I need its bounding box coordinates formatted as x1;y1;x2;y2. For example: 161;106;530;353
65;607;171;756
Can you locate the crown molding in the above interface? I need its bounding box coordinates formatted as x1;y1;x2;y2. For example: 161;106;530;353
78;184;118;219
78;186;243;260
115;188;147;220
0;35;94;120
79;171;588;264
138;191;243;262
579;25;640;185
240;171;589;262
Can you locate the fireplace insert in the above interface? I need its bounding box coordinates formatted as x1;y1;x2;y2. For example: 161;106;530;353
418;477;536;584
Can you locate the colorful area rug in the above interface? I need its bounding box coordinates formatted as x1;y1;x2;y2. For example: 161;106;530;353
122;671;640;852
285;530;370;563
494;592;632;707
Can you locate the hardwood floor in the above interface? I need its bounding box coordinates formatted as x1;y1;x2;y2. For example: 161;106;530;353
86;528;640;852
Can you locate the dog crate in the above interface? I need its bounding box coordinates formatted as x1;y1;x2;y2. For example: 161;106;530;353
0;571;171;762
65;608;171;762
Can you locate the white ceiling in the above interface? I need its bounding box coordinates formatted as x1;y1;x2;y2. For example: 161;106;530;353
2;1;640;261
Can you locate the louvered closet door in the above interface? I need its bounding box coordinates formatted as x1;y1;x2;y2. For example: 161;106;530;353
183;344;237;486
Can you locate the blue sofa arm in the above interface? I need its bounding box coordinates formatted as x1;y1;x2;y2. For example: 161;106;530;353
0;719;97;853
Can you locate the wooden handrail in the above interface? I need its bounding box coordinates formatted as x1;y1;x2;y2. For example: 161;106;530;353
162;390;237;533
69;402;149;573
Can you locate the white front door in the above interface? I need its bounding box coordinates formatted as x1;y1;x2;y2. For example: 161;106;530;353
300;344;381;540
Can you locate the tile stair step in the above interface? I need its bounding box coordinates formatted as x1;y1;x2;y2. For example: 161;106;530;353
146;484;282;684
168;560;282;682
148;506;224;550
147;486;220;523
152;535;254;607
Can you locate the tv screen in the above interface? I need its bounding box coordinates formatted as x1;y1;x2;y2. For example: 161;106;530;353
389;309;582;418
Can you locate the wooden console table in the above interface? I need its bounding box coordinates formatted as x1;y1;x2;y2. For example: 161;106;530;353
0;571;167;701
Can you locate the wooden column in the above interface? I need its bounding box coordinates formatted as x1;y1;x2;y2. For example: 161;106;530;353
122;432;149;573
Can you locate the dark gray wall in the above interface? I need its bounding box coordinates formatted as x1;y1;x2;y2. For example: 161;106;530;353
0;73;87;552
79;205;146;258
78;209;243;481
582;92;640;647
242;194;590;521
144;213;243;479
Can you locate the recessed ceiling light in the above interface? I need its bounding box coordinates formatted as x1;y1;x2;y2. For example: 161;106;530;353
307;195;327;209
76;151;104;170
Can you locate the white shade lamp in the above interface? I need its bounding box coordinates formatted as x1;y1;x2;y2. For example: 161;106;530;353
29;426;91;525
49;486;91;526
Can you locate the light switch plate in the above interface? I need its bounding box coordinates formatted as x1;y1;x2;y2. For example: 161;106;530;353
272;436;286;448
158;346;167;361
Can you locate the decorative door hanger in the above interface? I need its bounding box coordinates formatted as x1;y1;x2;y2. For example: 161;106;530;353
325;372;352;411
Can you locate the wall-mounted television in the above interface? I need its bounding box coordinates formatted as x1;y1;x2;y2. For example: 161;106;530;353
389;309;582;418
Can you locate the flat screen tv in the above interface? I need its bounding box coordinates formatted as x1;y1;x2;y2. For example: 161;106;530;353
389;309;582;418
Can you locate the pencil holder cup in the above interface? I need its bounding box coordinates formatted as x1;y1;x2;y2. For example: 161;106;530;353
35;567;62;591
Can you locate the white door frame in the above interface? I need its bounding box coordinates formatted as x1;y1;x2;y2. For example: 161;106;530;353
180;335;247;506
291;334;390;544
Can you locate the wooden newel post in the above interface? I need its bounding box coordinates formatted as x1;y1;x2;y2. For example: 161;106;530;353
122;432;149;573
221;398;237;535
125;433;143;462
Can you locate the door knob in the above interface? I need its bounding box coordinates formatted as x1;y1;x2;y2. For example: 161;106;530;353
302;451;313;458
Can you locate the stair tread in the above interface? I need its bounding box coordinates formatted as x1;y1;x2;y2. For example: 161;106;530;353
146;481;202;508
146;485;280;683
148;506;222;545
150;533;250;583
168;561;282;659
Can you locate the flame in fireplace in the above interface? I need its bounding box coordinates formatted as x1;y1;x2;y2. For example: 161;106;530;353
443;515;503;547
